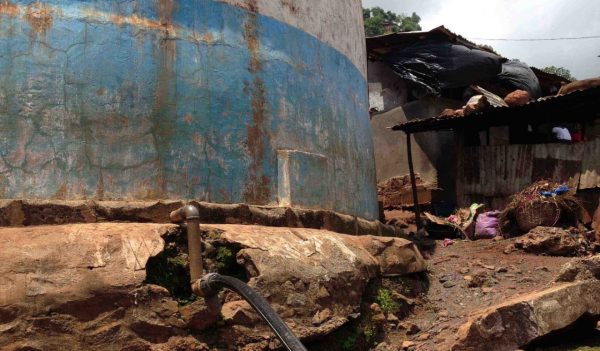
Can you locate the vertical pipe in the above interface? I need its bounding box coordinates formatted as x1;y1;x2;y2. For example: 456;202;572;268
186;216;203;282
406;133;423;230
170;204;203;282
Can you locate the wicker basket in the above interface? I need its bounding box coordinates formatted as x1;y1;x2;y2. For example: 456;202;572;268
515;200;561;233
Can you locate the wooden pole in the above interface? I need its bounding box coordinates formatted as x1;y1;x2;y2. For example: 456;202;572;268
406;133;423;230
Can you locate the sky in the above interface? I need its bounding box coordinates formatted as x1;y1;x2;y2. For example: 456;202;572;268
362;0;600;79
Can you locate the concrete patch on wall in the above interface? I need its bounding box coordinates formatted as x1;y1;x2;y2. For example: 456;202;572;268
277;150;331;210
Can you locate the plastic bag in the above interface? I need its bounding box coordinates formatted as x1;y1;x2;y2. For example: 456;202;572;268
474;210;501;239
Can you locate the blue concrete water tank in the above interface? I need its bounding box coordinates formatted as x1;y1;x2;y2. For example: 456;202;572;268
0;0;378;219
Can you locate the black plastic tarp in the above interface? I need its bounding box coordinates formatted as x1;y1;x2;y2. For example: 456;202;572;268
381;40;543;98
496;60;542;98
383;39;504;94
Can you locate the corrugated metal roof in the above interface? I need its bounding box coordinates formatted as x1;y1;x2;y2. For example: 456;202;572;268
530;66;573;84
392;86;600;134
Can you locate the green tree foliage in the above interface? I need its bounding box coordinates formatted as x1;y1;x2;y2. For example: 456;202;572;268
363;7;422;37
541;66;576;81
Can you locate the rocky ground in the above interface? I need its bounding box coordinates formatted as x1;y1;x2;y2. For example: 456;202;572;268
0;222;426;351
1;205;599;351
373;235;600;351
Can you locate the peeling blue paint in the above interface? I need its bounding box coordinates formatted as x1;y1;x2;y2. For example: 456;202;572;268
0;0;378;219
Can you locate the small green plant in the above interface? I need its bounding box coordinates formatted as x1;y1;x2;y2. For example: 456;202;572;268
216;247;234;271
340;329;358;351
363;323;376;344
144;247;196;305
376;288;399;315
214;246;247;281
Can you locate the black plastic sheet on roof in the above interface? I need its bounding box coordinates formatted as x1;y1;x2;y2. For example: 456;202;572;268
497;60;543;98
383;39;504;94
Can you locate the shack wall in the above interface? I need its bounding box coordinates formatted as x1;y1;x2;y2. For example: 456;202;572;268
458;141;600;209
0;0;378;219
367;61;408;112
371;97;460;210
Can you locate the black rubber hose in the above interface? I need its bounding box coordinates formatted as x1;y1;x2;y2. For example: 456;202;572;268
200;273;308;351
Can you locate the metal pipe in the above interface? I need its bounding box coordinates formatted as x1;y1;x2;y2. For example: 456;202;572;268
170;204;307;351
406;133;423;230
198;273;308;351
170;204;203;283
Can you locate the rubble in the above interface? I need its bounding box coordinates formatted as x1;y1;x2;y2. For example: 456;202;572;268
452;266;600;351
503;90;531;107
377;175;435;209
513;226;592;256
555;255;600;282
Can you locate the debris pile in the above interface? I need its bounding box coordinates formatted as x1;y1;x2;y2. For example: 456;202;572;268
424;203;484;239
377;174;435;209
499;181;583;236
434;76;599;120
513;226;594;257
419;181;597;258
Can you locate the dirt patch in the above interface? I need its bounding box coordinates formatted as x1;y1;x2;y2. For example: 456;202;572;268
377;237;574;350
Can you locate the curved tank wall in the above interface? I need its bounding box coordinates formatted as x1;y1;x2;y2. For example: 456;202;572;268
0;0;378;220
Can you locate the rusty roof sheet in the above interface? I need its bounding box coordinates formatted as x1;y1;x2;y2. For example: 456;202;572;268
392;86;600;134
530;66;573;84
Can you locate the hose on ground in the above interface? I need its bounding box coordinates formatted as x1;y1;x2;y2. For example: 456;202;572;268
199;273;308;351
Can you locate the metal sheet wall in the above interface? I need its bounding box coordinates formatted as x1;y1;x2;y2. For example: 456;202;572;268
460;143;587;208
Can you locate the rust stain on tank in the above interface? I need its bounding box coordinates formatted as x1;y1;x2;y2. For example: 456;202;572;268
157;0;174;25
146;0;177;198
280;0;299;14
242;1;271;205
243;4;261;73
24;2;53;35
240;0;258;13
0;1;18;17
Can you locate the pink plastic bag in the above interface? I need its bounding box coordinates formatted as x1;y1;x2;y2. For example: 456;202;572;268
474;211;501;239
